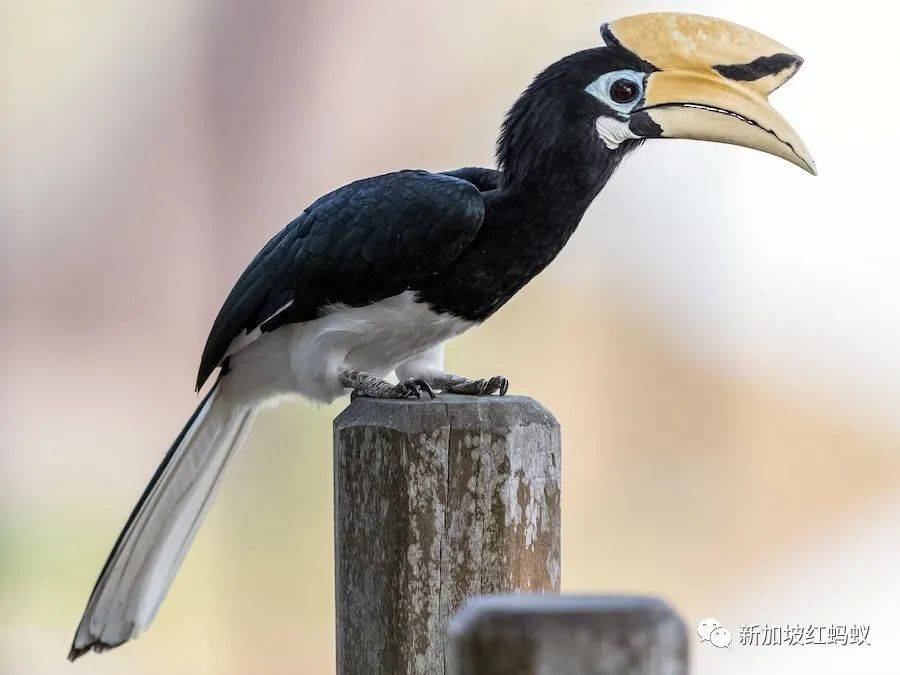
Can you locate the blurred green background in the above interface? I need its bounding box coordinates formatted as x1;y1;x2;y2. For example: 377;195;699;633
3;1;900;673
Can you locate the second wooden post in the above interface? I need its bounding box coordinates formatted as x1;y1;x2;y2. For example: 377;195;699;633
334;394;561;675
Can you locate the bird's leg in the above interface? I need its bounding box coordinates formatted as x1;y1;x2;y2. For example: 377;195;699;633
338;369;435;400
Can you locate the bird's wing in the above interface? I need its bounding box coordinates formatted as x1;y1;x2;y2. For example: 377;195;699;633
195;170;486;390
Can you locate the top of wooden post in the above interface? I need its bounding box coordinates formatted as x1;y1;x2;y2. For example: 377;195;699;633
334;394;559;434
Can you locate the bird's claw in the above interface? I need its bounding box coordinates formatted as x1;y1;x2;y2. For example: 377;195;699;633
444;375;509;396
349;377;435;400
416;379;438;399
394;378;436;400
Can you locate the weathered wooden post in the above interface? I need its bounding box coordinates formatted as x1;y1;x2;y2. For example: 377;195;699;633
448;595;689;674
334;395;561;675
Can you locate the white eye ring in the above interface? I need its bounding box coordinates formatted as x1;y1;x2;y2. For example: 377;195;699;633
585;70;645;115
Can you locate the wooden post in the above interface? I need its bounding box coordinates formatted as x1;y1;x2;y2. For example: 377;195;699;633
334;395;561;675
448;595;689;675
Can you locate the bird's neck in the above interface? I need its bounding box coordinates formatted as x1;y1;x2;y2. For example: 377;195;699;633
500;143;619;217
416;137;627;322
493;125;627;250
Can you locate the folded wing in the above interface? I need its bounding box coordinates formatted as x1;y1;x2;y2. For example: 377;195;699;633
196;170;487;390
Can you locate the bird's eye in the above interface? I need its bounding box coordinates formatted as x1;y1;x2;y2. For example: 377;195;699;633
610;79;639;104
585;70;644;113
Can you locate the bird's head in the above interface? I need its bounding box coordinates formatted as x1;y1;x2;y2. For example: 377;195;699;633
498;13;815;188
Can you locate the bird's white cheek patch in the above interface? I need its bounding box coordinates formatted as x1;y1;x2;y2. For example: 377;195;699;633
595;116;640;150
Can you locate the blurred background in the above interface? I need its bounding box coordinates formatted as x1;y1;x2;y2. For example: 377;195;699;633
3;0;899;673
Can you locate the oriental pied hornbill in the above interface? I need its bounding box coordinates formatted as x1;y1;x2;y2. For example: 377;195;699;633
70;13;814;659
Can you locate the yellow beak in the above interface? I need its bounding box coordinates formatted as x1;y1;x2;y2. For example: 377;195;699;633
605;13;816;174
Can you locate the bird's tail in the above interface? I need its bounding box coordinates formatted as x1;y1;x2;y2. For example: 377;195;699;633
69;375;255;660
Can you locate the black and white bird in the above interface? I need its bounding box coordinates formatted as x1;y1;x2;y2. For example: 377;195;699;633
69;12;814;659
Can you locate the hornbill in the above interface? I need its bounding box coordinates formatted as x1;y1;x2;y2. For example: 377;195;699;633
69;12;814;659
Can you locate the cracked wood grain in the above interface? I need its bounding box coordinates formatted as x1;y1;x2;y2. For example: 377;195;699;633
334;395;561;675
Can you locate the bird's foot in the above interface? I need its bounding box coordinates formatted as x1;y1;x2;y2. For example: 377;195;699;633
348;374;436;400
443;375;509;396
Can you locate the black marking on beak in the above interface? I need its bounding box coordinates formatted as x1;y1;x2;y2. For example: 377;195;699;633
599;23;660;73
714;53;803;82
628;110;663;137
599;23;620;49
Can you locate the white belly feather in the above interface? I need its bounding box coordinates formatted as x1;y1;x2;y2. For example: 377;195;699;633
220;291;474;405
